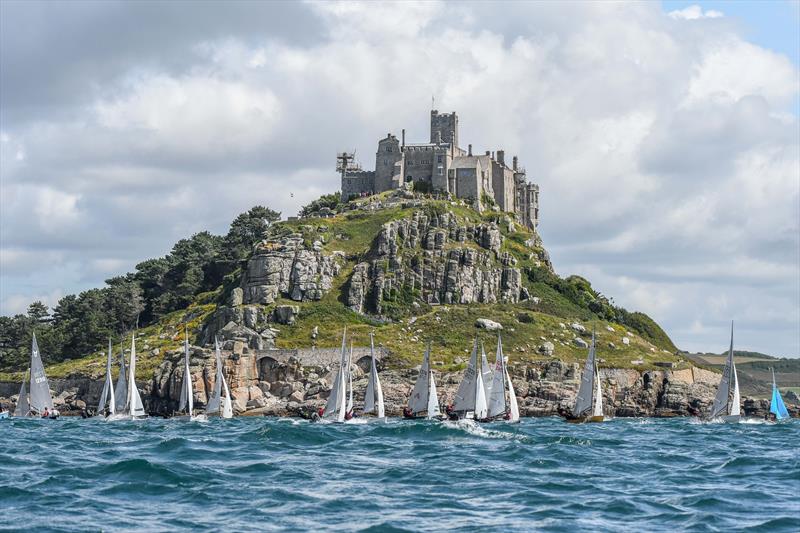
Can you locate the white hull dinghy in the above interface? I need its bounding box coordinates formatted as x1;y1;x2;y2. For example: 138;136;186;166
404;342;443;420
707;322;742;423
448;337;488;421
205;337;234;419
109;334;148;421
363;333;385;420
484;336;520;423
564;331;604;424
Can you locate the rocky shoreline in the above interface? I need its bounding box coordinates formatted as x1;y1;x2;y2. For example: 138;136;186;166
2;343;795;419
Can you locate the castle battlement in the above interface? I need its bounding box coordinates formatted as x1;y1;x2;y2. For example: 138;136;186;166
339;110;539;232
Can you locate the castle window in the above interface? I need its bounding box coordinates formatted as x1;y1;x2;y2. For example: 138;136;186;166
437;155;443;163
438;166;443;175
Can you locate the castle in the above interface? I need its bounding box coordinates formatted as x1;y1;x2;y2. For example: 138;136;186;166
340;110;539;231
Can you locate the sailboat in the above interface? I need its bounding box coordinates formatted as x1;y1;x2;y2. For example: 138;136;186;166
405;342;442;420
25;333;57;418
449;337;488;421
768;368;790;422
95;337;116;417
205;337;234;419
707;322;741;423
484;336;520;423
12;374;30;417
322;328;349;422
109;334;147;420
565;331;604;423
363;332;385;419
113;341;128;409
176;330;205;421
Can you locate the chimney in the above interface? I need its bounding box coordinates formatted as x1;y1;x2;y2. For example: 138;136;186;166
485;151;490;156
512;156;518;171
468;144;472;156
491;151;495;160
497;150;505;166
401;129;406;148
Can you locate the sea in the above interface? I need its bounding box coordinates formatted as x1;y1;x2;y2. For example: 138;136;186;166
1;416;797;532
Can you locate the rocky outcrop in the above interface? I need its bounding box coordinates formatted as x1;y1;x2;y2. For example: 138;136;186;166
346;211;539;314
241;232;344;305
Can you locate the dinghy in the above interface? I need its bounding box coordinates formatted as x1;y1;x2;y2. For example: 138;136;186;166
405;342;442;420
95;338;117;418
109;334;147;420
24;333;58;419
205;337;234;419
113;342;128;410
449;337;488;421
363;332;385;419
484;336;520;423
322;328;349;422
707;322;741;423
564;331;604;423
13;373;30;417
175;330;205;421
768;368;790;422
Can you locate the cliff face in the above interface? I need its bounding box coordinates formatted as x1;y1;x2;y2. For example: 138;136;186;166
345;211;545;314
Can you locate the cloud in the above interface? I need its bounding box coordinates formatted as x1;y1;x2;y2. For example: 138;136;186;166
0;1;797;356
668;5;724;20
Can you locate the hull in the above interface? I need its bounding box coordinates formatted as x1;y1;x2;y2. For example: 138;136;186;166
565;415;605;424
0;411;8;419
106;413;148;421
721;415;741;423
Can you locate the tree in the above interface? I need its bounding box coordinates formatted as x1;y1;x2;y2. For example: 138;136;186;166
299;192;341;217
222;206;280;262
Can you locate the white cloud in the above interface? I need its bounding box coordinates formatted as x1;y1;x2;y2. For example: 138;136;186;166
668;5;724;20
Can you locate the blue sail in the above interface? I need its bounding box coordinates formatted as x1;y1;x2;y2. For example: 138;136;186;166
770;384;789;420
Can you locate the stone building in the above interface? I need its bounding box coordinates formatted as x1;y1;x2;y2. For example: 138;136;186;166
340;110;539;231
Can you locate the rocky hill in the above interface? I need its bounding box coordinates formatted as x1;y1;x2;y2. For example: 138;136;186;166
3;190;793;418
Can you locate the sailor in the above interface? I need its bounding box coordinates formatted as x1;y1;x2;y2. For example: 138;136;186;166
402;406;414;419
311;407;324;422
41;407;49;418
344;409;354;421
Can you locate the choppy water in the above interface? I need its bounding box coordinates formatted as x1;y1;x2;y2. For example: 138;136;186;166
1;416;797;532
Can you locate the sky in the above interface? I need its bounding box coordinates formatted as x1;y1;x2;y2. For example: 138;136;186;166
1;1;798;357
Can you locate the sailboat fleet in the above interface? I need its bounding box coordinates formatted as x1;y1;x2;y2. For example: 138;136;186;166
3;322;794;423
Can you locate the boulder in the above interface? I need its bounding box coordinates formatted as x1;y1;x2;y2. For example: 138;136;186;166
289;391;305;403
622;337;630;345
476;318;503;331
570;323;586;333
538;342;555;356
229;287;244;307
573;337;588;349
272;305;300;325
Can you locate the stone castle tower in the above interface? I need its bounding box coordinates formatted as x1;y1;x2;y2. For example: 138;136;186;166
341;110;539;232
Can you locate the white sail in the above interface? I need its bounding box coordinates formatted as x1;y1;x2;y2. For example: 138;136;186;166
409;345;432;415
207;336;232;417
730;361;741;416
427;371;440;418
710;322;735;419
364;333;385;418
220;343;233;419
114;344;128;409
506;367;520;422
453;338;479;413
487;336;508;418
573;332;596;417
480;342;493;401
29;333;54;414
127;334;146;417
324;328;348;420
474;370;488;420
592;369;603;418
178;331;194;415
13;378;29;417
98;338;116;415
346;343;353;415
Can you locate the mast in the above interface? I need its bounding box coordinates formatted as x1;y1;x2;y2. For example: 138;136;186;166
710;322;734;419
